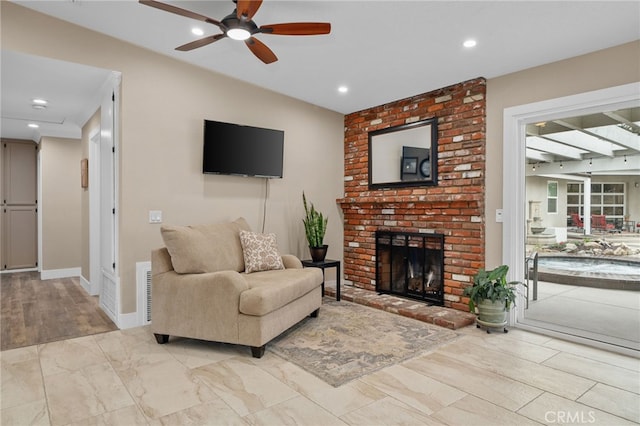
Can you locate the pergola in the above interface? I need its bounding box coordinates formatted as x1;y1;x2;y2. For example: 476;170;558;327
526;107;639;234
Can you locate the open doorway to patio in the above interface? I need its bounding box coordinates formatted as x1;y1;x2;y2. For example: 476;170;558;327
503;83;640;355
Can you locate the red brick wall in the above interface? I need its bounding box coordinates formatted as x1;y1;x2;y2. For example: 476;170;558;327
338;78;486;311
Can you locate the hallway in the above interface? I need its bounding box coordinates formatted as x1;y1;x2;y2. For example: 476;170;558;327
0;272;117;351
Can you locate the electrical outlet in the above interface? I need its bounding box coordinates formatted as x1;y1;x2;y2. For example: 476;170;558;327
149;210;162;224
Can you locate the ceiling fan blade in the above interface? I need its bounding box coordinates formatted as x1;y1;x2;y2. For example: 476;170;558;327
245;37;277;64
237;0;263;20
176;34;226;51
260;22;331;36
139;0;221;27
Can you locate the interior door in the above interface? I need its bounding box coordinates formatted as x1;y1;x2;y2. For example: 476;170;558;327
98;91;118;320
2;141;37;270
3;206;37;269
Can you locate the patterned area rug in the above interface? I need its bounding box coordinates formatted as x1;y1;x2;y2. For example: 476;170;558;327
268;299;460;387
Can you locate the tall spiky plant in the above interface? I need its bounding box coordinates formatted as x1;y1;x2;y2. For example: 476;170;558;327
302;192;328;247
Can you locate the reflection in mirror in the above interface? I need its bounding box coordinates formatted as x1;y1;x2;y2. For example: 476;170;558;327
368;118;438;189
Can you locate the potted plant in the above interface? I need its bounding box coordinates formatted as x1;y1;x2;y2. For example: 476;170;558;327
462;264;524;333
302;192;328;262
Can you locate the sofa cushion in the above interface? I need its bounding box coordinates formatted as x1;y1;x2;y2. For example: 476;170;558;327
239;230;285;273
161;217;251;274
239;268;323;316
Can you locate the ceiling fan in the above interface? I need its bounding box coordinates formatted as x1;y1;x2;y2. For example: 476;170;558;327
139;0;331;64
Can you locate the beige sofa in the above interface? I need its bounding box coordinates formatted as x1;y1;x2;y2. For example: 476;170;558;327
151;217;323;358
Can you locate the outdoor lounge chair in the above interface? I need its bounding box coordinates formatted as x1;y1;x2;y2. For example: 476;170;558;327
591;214;618;233
570;213;583;229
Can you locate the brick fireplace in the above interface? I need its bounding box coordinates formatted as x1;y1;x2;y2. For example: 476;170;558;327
337;78;486;312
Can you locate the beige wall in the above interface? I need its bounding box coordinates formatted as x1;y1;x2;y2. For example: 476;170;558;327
2;3;344;314
486;40;640;267
39;137;82;270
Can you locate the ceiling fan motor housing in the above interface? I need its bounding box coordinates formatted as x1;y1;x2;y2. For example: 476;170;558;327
222;11;259;36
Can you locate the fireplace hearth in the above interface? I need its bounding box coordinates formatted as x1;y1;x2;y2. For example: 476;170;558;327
376;231;444;305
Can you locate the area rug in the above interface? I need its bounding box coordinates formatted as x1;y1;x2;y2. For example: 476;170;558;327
268;299;460;387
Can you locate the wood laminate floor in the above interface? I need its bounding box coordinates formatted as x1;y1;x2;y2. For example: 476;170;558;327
0;271;118;351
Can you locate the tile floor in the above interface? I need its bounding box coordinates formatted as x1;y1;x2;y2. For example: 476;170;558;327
2;304;639;425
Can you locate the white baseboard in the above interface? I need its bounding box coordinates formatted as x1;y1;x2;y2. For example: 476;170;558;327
80;275;91;294
41;267;81;280
117;312;141;329
0;268;38;274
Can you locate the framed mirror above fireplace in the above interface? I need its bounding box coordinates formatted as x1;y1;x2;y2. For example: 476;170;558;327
368;118;438;189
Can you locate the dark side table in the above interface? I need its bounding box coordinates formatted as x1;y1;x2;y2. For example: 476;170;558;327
301;259;341;301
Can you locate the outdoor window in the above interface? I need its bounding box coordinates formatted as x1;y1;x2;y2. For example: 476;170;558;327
567;182;626;223
547;181;558;214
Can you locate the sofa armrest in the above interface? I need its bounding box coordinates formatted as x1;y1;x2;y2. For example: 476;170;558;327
151;269;250;343
281;254;302;269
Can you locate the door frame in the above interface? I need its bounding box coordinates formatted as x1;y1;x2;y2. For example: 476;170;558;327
502;81;639;356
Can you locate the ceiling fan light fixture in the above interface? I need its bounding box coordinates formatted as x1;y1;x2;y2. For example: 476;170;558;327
227;28;251;40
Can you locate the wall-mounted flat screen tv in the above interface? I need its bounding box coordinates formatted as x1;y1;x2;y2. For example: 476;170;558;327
203;119;284;178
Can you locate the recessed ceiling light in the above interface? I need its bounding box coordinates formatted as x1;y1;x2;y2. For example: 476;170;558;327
463;39;477;48
338;86;348;94
28;123;39;128
32;98;48;105
32;104;47;110
192;27;204;36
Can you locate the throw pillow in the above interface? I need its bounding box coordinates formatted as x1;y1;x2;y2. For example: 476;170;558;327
239;230;285;273
161;217;251;274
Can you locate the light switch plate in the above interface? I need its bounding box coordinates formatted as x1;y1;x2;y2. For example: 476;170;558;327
495;209;503;223
149;210;162;224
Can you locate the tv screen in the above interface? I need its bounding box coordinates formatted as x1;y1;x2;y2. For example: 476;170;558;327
203;120;284;178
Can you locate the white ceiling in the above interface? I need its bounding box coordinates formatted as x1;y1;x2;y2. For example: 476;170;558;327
2;0;640;142
1;50;116;141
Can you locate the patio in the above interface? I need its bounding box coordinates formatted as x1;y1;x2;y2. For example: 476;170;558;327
523;280;640;352
524;230;639;353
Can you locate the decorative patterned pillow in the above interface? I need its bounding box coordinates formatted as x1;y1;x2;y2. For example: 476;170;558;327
239;230;285;273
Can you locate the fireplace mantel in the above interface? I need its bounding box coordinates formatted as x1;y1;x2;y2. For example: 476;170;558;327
337;193;483;206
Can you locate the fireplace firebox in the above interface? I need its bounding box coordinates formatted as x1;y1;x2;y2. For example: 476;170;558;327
375;231;444;305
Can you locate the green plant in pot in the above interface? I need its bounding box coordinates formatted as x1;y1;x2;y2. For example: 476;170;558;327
302;192;328;262
462;264;524;333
